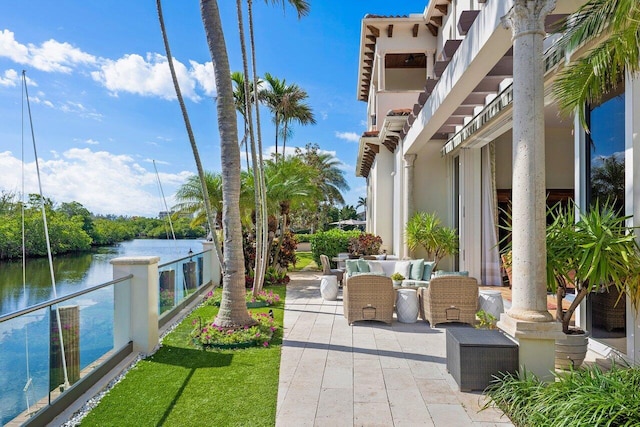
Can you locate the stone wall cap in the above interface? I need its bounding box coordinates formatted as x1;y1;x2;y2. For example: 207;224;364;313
110;256;161;265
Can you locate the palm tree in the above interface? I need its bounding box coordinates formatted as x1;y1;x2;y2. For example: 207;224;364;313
231;71;260;171
173;172;223;230
261;73;316;159
240;0;310;293
356;197;367;211
201;0;255;328
263;156;317;266
551;0;640;129
156;0;223;264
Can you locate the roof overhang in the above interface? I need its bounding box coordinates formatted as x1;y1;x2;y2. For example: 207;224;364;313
355;109;411;177
357;13;427;102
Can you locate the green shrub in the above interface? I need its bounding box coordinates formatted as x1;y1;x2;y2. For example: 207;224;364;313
486;365;640;427
309;229;361;266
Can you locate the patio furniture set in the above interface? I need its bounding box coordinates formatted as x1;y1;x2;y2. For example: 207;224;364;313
320;255;519;391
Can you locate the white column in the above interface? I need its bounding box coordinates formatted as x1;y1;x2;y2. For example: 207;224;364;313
112;256;160;354
497;0;563;382
202;240;222;287
403;154;417;258
426;49;436;79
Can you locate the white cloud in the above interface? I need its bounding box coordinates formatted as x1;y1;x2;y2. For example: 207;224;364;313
189;60;216;97
84;139;99;145
0;29;96;73
0;68;37;87
0;69;18;86
0;148;192;217
91;53;206;102
335;131;359;143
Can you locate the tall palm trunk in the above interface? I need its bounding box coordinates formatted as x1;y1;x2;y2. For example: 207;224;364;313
201;0;254;327
248;0;270;293
156;0;223;265
235;0;266;295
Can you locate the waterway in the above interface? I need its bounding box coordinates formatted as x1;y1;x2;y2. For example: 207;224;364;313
0;239;204;424
0;239;203;316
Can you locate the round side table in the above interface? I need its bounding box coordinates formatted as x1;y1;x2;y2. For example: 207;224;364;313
478;290;504;319
320;275;339;301
396;289;418;323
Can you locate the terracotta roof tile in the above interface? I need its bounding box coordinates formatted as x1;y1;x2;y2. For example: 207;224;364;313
387;108;412;116
362;130;379;137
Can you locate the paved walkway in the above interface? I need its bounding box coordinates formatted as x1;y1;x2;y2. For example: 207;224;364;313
276;272;514;427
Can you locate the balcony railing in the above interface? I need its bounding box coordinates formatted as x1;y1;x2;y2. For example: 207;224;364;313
0;248;214;426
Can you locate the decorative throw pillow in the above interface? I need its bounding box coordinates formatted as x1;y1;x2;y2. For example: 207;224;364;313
356;259;370;273
345;259;359;275
368;261;385;275
409;259;424;280
422;261;435;281
393;261;411;279
434;270;469;277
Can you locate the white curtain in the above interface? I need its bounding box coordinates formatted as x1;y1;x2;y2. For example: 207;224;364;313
481;143;501;286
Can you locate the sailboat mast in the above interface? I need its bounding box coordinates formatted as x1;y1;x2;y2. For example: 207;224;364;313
22;70;71;390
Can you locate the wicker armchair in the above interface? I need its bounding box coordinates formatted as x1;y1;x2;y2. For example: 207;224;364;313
343;275;394;325
320;254;344;285
418;276;479;327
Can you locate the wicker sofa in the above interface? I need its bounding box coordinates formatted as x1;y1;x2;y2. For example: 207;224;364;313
418;276;479;327
343;275;395;325
344;259;434;287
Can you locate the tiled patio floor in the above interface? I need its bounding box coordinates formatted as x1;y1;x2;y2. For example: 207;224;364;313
276;272;514;427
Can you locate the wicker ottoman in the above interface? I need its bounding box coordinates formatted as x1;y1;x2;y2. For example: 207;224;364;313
446;328;518;391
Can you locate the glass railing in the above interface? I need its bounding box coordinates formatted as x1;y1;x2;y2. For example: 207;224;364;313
0;275;131;426
158;250;207;318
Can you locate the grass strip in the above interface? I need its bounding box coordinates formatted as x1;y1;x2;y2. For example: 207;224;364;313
291;251;317;271
81;285;286;427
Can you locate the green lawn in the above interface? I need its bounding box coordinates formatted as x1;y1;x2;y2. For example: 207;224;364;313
81;286;285;427
291;251;318;271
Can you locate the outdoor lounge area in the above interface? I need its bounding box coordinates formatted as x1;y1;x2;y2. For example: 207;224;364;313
276;271;514;425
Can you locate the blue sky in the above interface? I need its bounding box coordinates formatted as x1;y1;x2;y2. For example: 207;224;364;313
0;1;428;217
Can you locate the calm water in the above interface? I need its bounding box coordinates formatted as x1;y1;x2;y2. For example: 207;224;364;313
0;239;203;424
0;239;203;316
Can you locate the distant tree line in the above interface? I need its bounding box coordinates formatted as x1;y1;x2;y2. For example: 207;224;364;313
0;192;205;260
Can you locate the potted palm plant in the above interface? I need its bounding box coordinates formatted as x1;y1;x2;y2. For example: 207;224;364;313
504;201;640;369
405;212;459;270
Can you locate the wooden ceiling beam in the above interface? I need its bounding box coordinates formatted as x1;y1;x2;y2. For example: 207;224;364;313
430;16;442;27
366;143;380;153
387;24;394;37
412;23;419;37
365;43;375;51
366;25;380;37
365;35;376;42
435;4;448;14
426;23;438;36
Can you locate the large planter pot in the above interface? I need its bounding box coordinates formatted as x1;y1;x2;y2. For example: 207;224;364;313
555;331;589;370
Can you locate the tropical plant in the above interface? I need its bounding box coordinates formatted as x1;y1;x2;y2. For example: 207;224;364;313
347;233;382;256
201;0;255;328
551;0;640;130
486;365;640;427
157;0;223;265
405;212;459;270
239;0;310;295
356;196;366;211
231;70;261;171
261;72;316;159
173;172;223;230
543;201;640;334
191;311;278;348
475;310;498;329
